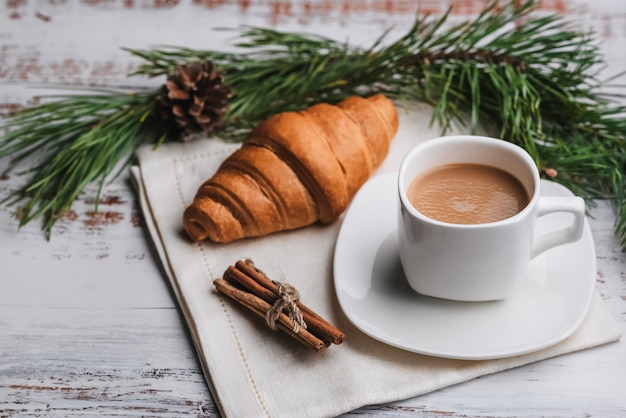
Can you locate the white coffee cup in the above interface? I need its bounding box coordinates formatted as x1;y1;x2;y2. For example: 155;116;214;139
397;135;586;302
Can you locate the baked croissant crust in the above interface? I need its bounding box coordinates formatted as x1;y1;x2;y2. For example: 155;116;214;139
183;94;399;243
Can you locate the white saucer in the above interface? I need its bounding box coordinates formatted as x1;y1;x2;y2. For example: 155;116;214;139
333;172;596;360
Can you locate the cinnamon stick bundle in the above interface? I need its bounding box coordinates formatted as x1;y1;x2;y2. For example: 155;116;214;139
214;259;345;353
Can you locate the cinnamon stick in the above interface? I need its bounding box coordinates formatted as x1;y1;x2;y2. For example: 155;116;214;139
234;260;345;345
213;279;326;353
224;266;332;346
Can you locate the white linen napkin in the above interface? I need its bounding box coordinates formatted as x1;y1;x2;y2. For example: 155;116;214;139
131;103;621;418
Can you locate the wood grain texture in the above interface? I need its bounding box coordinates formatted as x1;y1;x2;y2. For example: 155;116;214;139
1;1;625;417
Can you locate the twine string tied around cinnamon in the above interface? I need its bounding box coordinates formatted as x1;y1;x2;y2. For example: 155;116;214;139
265;281;307;333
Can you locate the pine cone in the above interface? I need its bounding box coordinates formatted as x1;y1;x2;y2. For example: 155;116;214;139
159;61;232;139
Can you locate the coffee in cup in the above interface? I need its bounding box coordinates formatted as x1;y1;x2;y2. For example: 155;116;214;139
406;163;530;225
397;135;585;302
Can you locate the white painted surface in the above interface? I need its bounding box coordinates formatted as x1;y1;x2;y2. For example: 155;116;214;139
1;1;625;416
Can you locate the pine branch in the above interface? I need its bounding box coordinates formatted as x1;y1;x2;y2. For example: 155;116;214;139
2;0;626;247
0;90;169;237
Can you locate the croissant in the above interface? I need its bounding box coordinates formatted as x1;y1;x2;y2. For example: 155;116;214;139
183;94;399;243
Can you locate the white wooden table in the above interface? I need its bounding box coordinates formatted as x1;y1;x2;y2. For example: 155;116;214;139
1;1;625;416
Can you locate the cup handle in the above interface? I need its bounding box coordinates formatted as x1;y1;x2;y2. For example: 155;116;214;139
531;196;586;259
